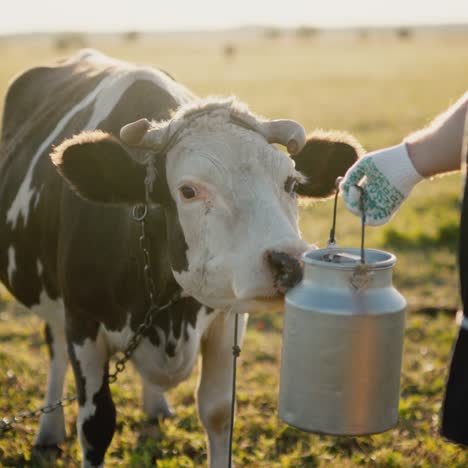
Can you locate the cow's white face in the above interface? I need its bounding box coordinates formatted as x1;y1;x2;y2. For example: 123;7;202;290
165;122;309;309
53;98;361;312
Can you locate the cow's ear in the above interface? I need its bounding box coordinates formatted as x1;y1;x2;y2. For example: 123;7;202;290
290;130;363;198
51;131;148;204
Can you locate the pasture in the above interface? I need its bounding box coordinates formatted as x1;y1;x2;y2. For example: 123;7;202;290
0;31;468;466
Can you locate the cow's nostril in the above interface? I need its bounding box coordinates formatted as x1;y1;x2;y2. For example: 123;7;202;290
266;250;303;294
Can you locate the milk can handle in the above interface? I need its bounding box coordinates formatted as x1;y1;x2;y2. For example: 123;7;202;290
327;177;367;264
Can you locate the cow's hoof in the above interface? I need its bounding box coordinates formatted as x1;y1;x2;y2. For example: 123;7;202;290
31;444;63;465
155;405;174;421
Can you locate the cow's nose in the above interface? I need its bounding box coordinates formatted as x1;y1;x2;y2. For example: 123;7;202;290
266;250;303;294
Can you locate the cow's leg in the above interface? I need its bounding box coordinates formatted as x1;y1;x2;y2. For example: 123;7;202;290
34;318;68;447
68;329;115;468
197;312;247;468
142;379;173;420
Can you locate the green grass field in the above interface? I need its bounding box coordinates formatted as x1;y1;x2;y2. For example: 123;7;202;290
0;32;468;466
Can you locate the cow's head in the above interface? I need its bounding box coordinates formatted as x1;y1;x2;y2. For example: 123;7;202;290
52;99;361;311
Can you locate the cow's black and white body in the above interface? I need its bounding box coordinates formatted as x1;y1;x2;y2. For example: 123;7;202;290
0;50;361;467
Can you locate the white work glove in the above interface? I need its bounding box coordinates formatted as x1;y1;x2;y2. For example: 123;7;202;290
340;143;424;226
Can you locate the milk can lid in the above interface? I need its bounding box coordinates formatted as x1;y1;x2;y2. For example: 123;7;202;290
303;247;396;270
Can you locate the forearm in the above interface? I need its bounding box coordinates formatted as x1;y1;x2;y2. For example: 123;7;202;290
405;92;468;177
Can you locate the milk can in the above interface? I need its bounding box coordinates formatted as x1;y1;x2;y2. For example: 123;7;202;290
278;184;406;436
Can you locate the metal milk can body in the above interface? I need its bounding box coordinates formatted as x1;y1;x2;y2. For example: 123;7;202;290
278;247;406;435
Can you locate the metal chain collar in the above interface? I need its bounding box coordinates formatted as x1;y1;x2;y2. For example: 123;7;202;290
0;203;180;436
109;203;181;383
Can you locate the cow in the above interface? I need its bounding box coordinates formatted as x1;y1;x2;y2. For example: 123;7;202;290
0;49;361;467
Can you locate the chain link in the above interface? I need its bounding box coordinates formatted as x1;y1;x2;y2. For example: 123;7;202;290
0;396;77;435
1;203;180;436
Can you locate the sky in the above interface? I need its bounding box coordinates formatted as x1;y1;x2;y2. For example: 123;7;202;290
1;0;468;34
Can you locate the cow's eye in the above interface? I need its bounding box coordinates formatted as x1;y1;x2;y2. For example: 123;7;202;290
285;177;299;196
180;185;197;200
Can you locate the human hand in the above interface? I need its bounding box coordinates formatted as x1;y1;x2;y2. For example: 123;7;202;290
340;143;423;225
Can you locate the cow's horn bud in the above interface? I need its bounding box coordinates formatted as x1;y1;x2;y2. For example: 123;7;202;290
120;118;151;146
261;120;306;155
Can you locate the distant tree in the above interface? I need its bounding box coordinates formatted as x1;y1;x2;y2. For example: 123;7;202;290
357;28;370;41
396;27;413;40
123;31;140;43
296;25;320;39
264;27;282;40
54;33;87;51
223;43;236;61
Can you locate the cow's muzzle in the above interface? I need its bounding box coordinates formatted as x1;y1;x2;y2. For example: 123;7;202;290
266;250;303;294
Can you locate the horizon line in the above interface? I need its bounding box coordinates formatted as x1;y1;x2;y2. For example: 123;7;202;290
1;20;468;37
